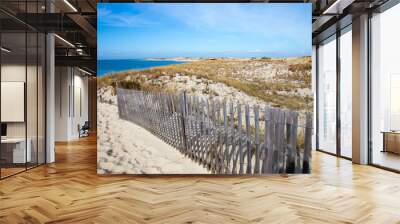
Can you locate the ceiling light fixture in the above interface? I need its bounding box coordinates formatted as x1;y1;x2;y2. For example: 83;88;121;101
78;67;92;76
54;34;75;48
1;47;11;53
63;0;78;12
323;0;355;15
76;48;85;56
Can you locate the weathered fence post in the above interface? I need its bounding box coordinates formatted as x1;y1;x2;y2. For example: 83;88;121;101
229;102;235;174
222;100;229;174
254;105;260;174
303;113;312;173
245;104;252;174
238;104;244;174
285;111;298;173
264;107;274;173
180;91;188;153
276;110;286;173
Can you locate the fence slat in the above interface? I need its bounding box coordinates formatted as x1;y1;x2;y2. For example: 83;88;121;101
223;100;229;174
238;104;244;174
303;113;312;173
245;104;252;174
228;101;235;174
286;111;298;173
254;105;260;174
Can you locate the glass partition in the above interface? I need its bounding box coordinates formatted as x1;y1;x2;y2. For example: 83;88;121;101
317;35;337;154
0;1;46;179
370;3;400;171
1;30;28;177
339;26;352;158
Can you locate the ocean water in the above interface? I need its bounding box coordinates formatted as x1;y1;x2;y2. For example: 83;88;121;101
97;59;186;77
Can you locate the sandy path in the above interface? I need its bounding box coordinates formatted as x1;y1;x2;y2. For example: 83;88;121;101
97;101;210;174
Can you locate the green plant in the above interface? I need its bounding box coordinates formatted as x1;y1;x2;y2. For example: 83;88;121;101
289;63;311;72
98;57;313;112
119;80;143;90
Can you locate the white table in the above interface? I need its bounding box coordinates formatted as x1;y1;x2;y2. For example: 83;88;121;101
1;138;31;163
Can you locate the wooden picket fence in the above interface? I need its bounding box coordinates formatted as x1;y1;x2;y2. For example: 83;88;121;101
116;88;312;174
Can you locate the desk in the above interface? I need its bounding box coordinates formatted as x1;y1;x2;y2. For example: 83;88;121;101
1;138;31;163
382;131;400;154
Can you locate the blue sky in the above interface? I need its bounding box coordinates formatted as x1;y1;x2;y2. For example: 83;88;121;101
98;3;311;59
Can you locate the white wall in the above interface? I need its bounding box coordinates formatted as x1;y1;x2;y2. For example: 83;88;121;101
70;72;89;138
1;65;26;139
1;65;38;137
55;67;89;141
1;64;26;81
1;82;25;122
55;66;70;141
1;63;46;164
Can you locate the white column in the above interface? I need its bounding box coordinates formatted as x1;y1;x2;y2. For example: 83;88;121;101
312;45;317;150
352;14;369;164
46;32;55;163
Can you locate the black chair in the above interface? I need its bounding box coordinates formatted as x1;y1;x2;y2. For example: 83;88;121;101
79;121;90;138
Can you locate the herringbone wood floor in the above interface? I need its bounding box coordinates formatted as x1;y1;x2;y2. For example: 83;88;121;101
1;135;400;224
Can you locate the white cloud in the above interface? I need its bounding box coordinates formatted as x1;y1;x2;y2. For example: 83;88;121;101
99;4;309;37
98;7;157;28
150;4;309;38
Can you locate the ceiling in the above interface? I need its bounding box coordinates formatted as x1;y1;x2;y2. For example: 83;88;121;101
0;0;395;74
311;0;391;44
0;0;97;74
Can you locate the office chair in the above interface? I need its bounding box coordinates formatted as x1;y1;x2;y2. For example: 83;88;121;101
79;121;90;138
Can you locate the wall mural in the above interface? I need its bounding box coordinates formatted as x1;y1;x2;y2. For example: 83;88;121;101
97;3;313;174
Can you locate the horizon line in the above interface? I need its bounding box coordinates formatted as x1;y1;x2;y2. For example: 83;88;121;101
98;55;312;60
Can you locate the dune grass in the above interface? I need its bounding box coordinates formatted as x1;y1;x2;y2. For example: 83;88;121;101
98;57;312;112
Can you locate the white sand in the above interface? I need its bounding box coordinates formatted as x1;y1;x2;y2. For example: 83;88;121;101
97;101;210;174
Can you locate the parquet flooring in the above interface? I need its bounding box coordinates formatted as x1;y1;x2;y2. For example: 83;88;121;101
0;167;26;178
1;135;400;223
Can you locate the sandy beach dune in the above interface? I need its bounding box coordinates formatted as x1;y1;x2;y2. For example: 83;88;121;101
97;100;210;174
